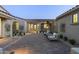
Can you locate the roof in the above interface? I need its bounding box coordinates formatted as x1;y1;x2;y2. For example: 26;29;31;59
56;5;79;20
0;5;26;20
27;19;54;24
26;19;54;21
0;5;55;21
0;6;10;13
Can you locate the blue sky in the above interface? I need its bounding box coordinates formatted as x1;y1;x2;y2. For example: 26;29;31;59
3;5;75;19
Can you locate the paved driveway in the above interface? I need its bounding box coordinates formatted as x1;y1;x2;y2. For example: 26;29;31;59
4;33;70;54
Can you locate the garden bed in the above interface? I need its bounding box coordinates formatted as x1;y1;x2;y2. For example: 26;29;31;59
58;34;79;53
59;34;76;46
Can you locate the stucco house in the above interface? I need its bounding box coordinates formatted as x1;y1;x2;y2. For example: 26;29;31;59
2;5;79;44
0;6;55;38
56;5;79;44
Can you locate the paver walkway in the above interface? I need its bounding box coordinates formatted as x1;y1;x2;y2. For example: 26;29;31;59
2;33;70;54
0;37;21;48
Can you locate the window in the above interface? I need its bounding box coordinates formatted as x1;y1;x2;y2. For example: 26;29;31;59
19;25;24;31
60;24;65;32
34;25;37;30
72;13;78;23
30;24;33;29
5;24;10;32
44;24;48;29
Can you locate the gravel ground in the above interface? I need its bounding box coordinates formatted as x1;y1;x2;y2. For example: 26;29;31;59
4;33;71;54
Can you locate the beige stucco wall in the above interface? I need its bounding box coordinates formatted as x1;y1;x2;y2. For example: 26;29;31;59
0;18;8;37
18;19;27;33
4;19;13;37
56;12;79;43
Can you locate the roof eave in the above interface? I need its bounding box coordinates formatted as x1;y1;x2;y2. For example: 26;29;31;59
56;5;79;21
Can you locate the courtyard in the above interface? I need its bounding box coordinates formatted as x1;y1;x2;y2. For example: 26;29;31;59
0;33;71;54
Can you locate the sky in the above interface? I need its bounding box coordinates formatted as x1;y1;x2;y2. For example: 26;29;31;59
3;5;75;19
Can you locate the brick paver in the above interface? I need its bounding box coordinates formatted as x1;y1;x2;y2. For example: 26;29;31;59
4;33;70;54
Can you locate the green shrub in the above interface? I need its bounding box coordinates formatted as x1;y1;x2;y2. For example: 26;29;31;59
10;51;15;54
59;34;63;39
64;36;68;41
23;32;25;35
69;39;76;45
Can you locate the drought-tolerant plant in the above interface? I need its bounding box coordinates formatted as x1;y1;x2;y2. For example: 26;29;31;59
59;34;63;39
64;36;68;41
69;39;76;45
10;51;15;54
23;32;25;35
49;32;53;34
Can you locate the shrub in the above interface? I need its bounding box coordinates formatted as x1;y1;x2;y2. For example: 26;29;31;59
50;32;53;34
10;51;15;54
23;32;25;35
59;34;63;39
64;36;68;41
69;39;76;45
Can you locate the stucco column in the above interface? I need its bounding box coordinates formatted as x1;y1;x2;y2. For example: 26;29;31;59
0;18;2;37
28;23;30;33
2;20;6;37
37;23;40;33
36;24;38;33
25;21;27;33
10;21;13;37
